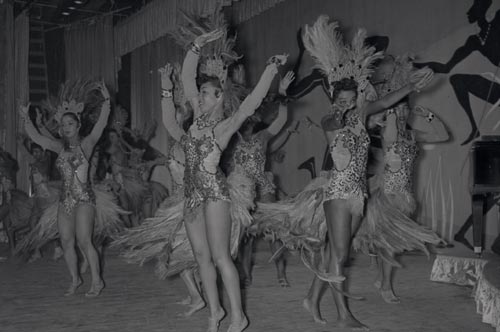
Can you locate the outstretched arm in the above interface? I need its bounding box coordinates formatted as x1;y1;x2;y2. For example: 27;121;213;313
83;82;111;157
159;63;185;142
19;104;62;153
181;29;225;117
364;68;434;117
218;55;285;145
266;71;295;136
414;36;477;73
286;68;324;99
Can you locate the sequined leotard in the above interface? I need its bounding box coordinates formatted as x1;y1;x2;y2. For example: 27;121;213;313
55;145;95;214
228;132;275;199
324;110;370;215
383;130;419;213
181;118;230;218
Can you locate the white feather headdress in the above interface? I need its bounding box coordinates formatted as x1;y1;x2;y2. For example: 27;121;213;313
375;54;415;98
302;15;383;100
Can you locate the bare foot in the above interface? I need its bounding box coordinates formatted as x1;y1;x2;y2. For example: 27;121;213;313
176;296;192;305
227;315;248;332
302;298;326;324
85;280;105;298
207;308;225;332
278;277;290;288
180;299;206;317
64;278;83;296
336;316;369;331
380;289;400;304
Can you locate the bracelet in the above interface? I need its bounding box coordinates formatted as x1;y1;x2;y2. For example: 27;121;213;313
267;56;283;66
190;42;201;55
161;89;173;98
426;112;435;122
386;108;395;115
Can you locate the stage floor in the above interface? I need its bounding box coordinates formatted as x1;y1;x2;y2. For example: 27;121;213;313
0;241;496;332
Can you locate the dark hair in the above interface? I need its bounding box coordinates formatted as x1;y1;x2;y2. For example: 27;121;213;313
332;78;358;102
61;112;80;124
197;75;223;92
30;143;43;153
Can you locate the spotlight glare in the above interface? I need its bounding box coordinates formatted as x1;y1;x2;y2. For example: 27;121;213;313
74;0;83;4
61;11;70;16
68;6;76;9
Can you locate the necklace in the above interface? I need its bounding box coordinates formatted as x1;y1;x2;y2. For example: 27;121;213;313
195;114;223;130
477;23;491;46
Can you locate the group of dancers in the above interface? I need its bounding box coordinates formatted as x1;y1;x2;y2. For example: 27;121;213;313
1;11;451;332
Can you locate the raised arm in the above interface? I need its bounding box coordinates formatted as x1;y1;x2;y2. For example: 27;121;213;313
266;71;295;136
19;104;62;153
409;106;449;143
218;55;285;145
181;29;225;116
364;68;434;117
414;36;477;73
82;82;111;156
286;68;325;99
159;63;185;142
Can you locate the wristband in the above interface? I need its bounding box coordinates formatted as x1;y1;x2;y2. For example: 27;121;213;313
426;112;435;122
190;42;201;55
267;56;283;66
161;89;173;98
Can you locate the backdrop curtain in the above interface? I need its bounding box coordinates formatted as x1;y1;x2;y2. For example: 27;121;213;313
0;3;15;154
14;12;30;191
130;35;183;189
114;0;286;57
64;16;117;92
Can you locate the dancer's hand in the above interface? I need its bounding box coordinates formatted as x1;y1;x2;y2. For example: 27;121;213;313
194;28;224;48
97;81;110;100
158;63;174;90
267;54;288;66
279;71;295;95
409;67;433;92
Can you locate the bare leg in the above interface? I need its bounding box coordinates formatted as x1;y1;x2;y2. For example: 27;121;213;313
118;191;132;227
238;235;254;288
205;201;247;332
57;206;81;296
378;250;399;304
270;240;289;287
184;210;225;332
179;268;206;317
324;199;367;330
74;204;104;297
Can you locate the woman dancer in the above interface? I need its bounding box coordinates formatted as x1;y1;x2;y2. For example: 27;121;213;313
180;28;285;331
231;71;295;288
19;81;110;297
285;16;434;329
113;62;205;317
353;55;448;303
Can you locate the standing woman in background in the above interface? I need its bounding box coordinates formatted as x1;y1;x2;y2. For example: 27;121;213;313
20;81;111;297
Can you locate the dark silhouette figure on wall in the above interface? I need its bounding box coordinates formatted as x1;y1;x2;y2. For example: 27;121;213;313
416;0;500;145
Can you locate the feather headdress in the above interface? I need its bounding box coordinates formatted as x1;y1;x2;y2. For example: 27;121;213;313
302;15;384;101
41;79;104;137
169;9;246;116
375;54;415;98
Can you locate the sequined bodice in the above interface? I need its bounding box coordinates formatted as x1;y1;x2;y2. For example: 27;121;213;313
55;144;94;213
327;110;370;198
180;119;229;211
229;133;267;181
383;137;418;195
56;145;90;192
167;140;185;192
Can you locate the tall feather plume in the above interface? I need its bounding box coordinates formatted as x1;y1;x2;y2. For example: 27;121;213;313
302;15;384;100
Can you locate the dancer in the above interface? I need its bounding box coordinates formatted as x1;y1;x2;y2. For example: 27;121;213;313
353;55;448;304
284;16;434;329
113;62;205;317
178;24;285;330
230;71;295;289
19;81;110;297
